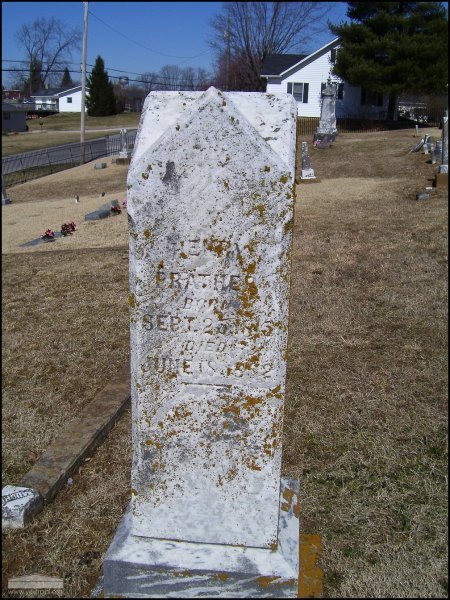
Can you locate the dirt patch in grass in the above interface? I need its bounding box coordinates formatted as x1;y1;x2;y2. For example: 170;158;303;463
4;158;128;205
1;127;448;598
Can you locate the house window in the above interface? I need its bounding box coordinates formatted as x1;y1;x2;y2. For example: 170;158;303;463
287;82;309;103
330;48;338;64
66;97;72;103
4;112;11;120
361;88;383;106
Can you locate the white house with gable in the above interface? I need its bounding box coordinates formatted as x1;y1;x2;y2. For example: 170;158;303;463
58;86;86;112
30;86;86;113
261;38;390;119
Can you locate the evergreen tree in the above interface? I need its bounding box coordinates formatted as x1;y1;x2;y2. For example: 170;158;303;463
60;67;73;88
86;55;117;116
330;2;448;120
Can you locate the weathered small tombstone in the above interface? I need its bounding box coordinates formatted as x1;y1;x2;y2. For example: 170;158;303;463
410;137;426;153
2;179;11;205
439;111;448;174
416;191;430;201
118;128;130;159
2;485;43;529
85;200;120;221
94;162;107;169
313;77;337;148
102;87;300;597
423;136;434;154
75;195;80;204
415;123;419;136
300;141;317;182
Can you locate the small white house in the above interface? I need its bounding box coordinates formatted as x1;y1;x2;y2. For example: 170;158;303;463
261;38;389;119
31;86;86;113
58;86;86;112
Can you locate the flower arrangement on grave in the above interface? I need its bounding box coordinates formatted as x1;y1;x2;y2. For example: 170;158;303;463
61;221;76;236
41;228;56;241
122;199;127;209
111;204;122;215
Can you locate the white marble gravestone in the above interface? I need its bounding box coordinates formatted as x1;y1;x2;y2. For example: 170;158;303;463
103;87;299;597
439;111;448;174
300;141;316;180
316;78;337;135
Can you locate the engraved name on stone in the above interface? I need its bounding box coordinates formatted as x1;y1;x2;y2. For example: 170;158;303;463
2;490;34;506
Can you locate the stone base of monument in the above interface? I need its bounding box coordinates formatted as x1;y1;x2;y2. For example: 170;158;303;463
313;133;335;148
101;478;300;598
299;177;320;183
116;154;131;165
434;172;448;187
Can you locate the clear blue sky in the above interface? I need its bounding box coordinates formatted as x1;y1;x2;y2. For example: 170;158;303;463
2;1;349;87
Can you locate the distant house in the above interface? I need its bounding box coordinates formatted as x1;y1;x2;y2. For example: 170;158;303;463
2;89;25;102
261;38;390;119
30;86;86;113
2;102;28;132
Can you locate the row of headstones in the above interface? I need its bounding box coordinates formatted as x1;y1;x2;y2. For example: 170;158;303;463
299;78;339;181
410;111;448;175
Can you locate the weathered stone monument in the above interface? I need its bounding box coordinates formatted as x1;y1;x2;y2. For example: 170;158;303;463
435;111;448;187
313;77;337;148
300;141;317;182
116;128;131;165
2;179;11;205
102;87;300;597
439;111;448;173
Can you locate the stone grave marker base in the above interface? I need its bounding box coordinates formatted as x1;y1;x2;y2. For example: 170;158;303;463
434;172;448;187
116;156;131;165
102;478;299;598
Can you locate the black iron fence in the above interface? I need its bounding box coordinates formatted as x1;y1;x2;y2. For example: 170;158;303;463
2;131;137;187
297;107;444;138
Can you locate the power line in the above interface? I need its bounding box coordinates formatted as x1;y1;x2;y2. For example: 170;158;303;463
88;9;210;62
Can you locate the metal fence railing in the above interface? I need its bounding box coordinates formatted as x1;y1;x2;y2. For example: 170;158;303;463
2;131;137;187
297;108;444;138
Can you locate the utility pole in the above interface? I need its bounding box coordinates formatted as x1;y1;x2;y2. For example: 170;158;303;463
80;1;88;165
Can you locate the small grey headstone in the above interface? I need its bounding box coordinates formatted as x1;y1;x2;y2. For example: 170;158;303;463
2;485;43;528
410;138;425;153
300;141;316;179
439;111;448;174
84;200;120;221
94;163;107;170
2;180;11;205
416;192;430;201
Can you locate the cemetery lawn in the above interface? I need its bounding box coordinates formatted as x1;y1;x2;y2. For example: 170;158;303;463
2;112;141;156
2;127;448;598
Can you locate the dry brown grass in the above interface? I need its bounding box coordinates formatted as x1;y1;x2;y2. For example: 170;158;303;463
4;157;129;205
1;127;448;598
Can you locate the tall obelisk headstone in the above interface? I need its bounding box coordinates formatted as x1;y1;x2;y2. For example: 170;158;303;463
435;110;448;187
313;77;337;148
103;87;300;597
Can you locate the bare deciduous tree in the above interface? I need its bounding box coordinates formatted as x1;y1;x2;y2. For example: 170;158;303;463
14;17;82;93
209;2;332;90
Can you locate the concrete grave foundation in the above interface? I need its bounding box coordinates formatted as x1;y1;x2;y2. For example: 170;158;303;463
103;478;299;598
